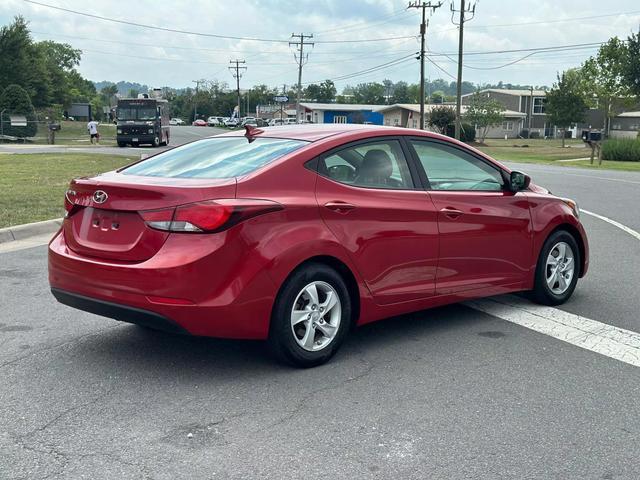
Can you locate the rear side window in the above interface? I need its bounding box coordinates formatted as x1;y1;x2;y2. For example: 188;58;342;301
319;140;414;190
122;137;308;179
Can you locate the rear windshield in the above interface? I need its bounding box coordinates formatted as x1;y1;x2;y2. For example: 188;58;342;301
121;137;308;179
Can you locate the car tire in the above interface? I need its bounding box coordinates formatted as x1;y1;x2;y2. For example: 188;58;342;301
531;230;580;306
152;136;160;148
269;263;352;368
117;141;126;147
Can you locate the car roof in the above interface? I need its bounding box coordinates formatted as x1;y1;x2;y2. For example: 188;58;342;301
216;123;442;142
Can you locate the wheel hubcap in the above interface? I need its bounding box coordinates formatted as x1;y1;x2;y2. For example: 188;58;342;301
291;281;341;352
545;241;575;295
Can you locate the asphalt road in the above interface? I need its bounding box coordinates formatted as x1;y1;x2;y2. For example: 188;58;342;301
1;163;640;479
0;125;226;156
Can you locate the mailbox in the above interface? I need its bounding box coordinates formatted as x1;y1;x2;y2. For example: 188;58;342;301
581;130;602;142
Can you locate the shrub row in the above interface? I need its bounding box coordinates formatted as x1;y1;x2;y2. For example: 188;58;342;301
602;138;640;162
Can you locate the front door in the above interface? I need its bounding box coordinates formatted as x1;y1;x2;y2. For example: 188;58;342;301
314;138;439;305
407;138;533;295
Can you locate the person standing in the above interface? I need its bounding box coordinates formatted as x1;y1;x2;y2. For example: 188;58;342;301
87;119;100;144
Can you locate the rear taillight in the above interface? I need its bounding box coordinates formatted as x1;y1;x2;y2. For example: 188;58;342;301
64;190;81;217
139;199;282;233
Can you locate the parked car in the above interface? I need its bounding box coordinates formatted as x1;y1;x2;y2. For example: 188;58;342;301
192;119;207;126
169;118;184;126
224;117;239;127
207;116;221;126
241;118;258;127
268;118;285;126
50;124;588;368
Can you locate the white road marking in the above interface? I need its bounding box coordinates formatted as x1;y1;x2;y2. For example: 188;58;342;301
582;210;640;242
468;295;640;368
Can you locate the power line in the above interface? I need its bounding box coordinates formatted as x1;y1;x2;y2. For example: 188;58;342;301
314;8;412;35
23;0;414;45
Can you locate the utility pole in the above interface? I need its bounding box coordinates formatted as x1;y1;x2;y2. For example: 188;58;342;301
191;79;204;121
290;33;314;123
451;0;476;140
408;1;443;130
228;59;246;120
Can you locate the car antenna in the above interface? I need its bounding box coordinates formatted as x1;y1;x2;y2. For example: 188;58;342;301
244;125;264;143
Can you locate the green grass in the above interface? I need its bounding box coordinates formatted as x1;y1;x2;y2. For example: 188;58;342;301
0;153;135;228
471;138;640;171
22;120;117;146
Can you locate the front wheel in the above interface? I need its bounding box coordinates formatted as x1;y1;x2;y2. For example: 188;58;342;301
117;141;126;147
269;263;352;368
531;230;580;306
152;136;160;148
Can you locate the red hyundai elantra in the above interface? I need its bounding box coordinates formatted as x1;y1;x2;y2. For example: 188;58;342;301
49;124;588;367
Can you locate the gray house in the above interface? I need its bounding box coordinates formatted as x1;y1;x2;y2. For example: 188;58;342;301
610;111;640;139
462;89;549;137
375;103;526;139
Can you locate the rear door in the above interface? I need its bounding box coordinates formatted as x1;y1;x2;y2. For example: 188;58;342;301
314;138;439;305
407;138;533;295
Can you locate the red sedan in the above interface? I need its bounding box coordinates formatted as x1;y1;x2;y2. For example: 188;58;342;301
192;119;207;126
49;124;588;367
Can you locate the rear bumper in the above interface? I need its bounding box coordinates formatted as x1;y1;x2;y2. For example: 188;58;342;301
117;134;156;143
51;288;189;335
48;228;277;339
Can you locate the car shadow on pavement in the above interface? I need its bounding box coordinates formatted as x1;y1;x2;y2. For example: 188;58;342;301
66;303;498;377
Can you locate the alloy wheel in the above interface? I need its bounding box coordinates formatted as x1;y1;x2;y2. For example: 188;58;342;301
290;281;342;352
545;241;575;295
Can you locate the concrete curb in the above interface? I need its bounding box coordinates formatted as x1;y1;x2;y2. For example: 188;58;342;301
0;218;63;244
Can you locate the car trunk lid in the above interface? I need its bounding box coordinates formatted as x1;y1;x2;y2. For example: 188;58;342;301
63;172;236;262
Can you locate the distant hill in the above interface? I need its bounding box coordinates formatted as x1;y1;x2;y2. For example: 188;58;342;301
94;81;149;96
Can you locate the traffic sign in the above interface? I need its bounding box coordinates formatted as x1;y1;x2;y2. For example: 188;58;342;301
274;95;289;103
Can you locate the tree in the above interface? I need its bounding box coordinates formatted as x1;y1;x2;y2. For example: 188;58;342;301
0;84;37;137
0;16;50;107
352;82;385;104
390;81;412;103
464;91;505;143
427;106;455;134
621;29;640;98
580;37;631;137
545;69;587;147
318;80;337;103
430;90;446;104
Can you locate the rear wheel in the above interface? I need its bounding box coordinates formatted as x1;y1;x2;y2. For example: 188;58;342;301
531;230;580;305
269;263;351;368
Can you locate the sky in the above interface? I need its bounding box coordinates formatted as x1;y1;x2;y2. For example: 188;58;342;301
2;0;640;92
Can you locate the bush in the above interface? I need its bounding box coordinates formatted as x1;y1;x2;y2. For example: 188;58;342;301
0;84;38;138
444;123;476;143
602;138;640;161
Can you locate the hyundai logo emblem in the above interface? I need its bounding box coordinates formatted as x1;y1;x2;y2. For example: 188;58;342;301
93;190;108;204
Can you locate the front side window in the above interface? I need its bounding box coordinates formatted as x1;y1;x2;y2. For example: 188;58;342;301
122;137;308;179
410;140;504;191
319;140;414;190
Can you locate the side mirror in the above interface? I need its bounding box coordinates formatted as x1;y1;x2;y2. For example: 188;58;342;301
509;171;531;192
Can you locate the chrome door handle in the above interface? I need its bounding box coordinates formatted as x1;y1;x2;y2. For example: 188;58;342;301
324;201;356;213
440;207;463;219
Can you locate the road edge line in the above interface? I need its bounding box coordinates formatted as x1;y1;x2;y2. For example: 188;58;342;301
582;210;640;242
